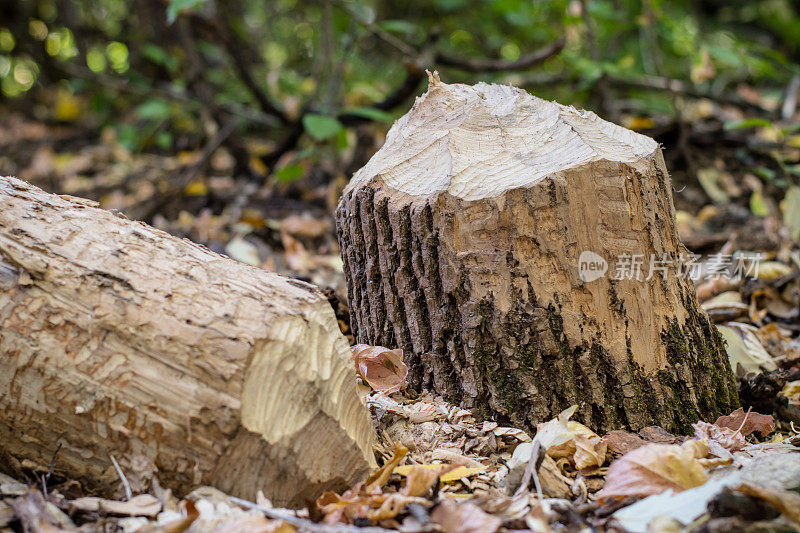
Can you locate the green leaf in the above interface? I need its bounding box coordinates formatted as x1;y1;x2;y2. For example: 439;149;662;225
723;118;772;130
697;168;729;205
135;99;171;121
379;20;419;36
156;131;173;150
342;106;395;123
166;0;208;24
784;186;800;243
142;44;179;72
275;163;304;182
302;114;343;141
750;190;770;217
116;124;139;152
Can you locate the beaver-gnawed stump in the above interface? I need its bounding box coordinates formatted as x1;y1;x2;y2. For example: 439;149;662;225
335;73;738;433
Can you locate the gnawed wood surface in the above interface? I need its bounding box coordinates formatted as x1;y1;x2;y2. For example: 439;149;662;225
0;176;376;506
336;74;738;433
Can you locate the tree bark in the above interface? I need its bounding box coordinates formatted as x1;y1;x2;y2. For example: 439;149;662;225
335;73;738;434
0;177;375;506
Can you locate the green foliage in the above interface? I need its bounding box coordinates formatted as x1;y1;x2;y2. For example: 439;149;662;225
343;107;395;123
0;0;798;188
275;163;305;182
302;114;343;141
166;0;209;24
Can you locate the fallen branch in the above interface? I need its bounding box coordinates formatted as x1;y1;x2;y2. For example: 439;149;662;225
435;37;566;73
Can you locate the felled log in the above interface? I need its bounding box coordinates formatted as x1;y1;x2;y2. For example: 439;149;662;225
335;73;738;433
0;177;375;506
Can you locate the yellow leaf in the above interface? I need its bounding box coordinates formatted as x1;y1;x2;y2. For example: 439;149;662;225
250;156;268;176
184;180;208;196
787;135;800;149
392;464;485;483
756;261;793;281
54;91;83;122
624;116;655;130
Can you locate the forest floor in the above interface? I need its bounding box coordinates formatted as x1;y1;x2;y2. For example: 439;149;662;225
2;98;800;532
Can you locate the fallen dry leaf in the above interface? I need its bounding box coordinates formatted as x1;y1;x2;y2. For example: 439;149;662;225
431;499;501;533
393;464;484;483
596;441;708;501
278;214;330;239
351;344;408;394
535;405;578;451
692;421;745;459
714;407;775;437
602;430;646;457
366;442;408;491
137;499;199;533
540;412;606;470
733;483;800;523
401;465;444;497
573;434;607;470
70;494;161;517
211;515;295;533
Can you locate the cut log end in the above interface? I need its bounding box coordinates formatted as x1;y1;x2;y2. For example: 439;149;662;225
347;79;658;201
336;79;738;434
0;177;376;506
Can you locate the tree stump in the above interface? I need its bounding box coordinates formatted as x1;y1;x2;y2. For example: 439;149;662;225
0;177;376;506
335;74;738;433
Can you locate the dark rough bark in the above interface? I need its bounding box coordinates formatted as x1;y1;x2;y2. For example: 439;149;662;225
337;164;738;434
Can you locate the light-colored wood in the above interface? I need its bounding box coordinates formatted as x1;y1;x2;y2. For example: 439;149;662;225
336;73;738;433
0;176;376;506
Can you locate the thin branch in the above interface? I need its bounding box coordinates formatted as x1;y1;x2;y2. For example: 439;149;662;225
230;496;397;533
213;0;290;123
608;74;770;112
435;37;566;73
339;62;425;125
58;61;279;126
109;454;133;501
331;0;418;57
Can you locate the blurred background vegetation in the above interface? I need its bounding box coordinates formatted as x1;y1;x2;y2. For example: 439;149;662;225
0;0;799;283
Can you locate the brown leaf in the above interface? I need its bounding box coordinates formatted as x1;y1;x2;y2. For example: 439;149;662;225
279;215;330;239
573;434;607;470
401;465;442;497
70;494;161;517
351;344;408;393
596;441;708;501
714;408;775;437
733;483;800;523
602;430;646;458
137;499;199;533
638;425;681;444
365;442;408;491
431;499;501;533
211;515;295;533
692;421;745;459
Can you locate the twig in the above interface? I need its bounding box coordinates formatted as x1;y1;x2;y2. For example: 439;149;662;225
229;496;397;533
782;74;800;121
127;119;238;220
435;37;565;73
109;454;133;501
579;0;615;121
331;0;418;57
58;61;279;127
734;406;753;437
41;442;62;498
514;439;544;499
213;0;290;123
